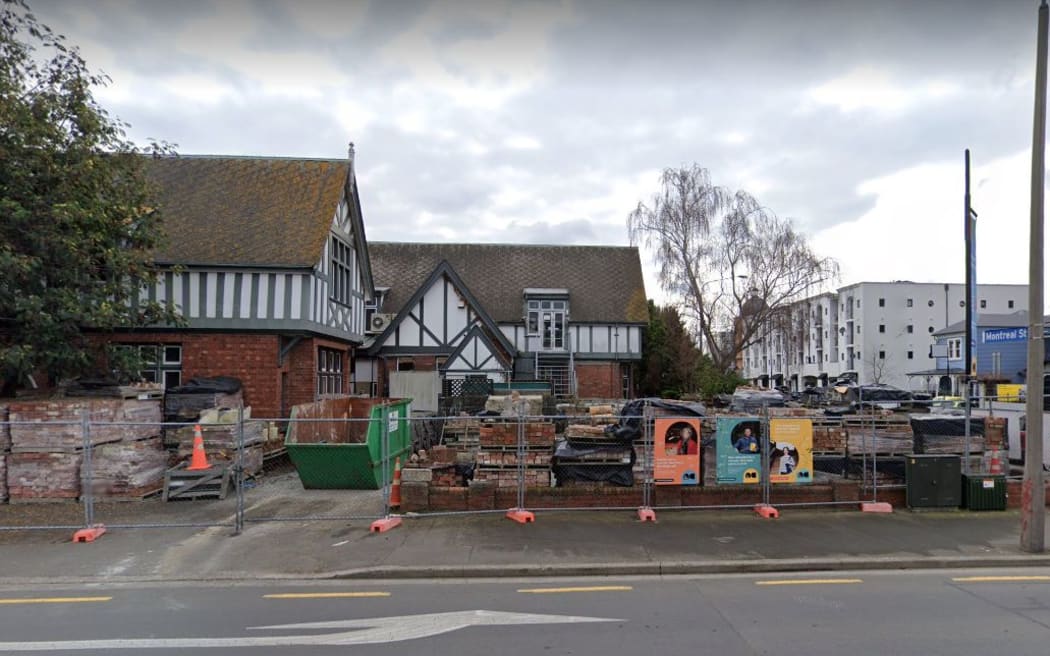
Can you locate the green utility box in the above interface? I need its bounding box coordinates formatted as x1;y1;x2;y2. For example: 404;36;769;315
285;397;413;489
962;474;1007;511
905;455;962;509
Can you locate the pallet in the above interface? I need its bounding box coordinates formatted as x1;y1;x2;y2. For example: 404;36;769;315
163;465;230;501
94;485;164;502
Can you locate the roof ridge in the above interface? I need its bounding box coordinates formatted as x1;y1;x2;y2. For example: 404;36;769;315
153;154;348;163
369;241;635;249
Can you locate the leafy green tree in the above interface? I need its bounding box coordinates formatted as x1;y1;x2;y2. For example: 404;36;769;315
638;301;701;398
0;1;178;393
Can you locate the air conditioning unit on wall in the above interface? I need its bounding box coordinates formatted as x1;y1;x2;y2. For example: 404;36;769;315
368;313;394;334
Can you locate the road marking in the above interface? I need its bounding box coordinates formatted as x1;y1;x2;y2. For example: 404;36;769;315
517;586;633;594
263;592;391;599
755;579;863;586
331;540;349;547
0;597;112;605
952;576;1050;583
0;610;620;650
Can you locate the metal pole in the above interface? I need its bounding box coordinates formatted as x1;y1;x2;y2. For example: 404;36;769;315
381;405;391;515
642;402;653;508
762;404;771;506
964;148;975;476
234;406;245;536
1022;0;1048;554
517;413;526;510
81;410;93;528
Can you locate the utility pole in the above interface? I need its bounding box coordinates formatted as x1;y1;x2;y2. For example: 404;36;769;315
1022;0;1047;554
963;150;977;475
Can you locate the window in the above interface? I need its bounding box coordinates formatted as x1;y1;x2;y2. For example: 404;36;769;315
115;344;182;388
857;325;861;335
980;299;987;309
878;298;885;307
879;324;886;333
907;298;913;307
330;238;355;306
928;299;934;307
526;298;568;350
908;351;914;360
907;325;913;333
317;347;344;396
1009;300;1015;309
959;300;965;307
928;326;935;333
947;338;962;360
879;350;886;360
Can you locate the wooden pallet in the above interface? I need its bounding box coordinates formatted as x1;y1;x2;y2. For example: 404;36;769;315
163;465;230;501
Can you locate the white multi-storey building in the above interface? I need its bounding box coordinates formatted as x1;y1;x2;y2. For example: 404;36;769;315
742;282;1028;391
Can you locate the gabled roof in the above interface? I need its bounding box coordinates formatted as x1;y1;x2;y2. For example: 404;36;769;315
369;260;514;355
441;324;512;372
145;155;351;268
368;242;649;324
934;311;1049;337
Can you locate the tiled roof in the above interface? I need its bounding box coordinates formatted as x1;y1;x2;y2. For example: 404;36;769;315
369;242;649;324
145;156;349;267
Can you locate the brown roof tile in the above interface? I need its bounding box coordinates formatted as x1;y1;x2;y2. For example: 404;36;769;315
369;242;649;324
145;156;348;267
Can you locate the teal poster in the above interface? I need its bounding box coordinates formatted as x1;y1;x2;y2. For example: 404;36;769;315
716;417;763;484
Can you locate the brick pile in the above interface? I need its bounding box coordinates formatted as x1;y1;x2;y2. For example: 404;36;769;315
478;421;555;447
7;452;82;500
5;397;164;502
90;437;170;498
845;415;913;455
474;420;554;488
8;398;161;450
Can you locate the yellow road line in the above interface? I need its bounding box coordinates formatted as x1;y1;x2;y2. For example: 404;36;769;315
755;579;863;586
0;596;112;605
517;586;633;594
263;592;391;599
952;576;1050;583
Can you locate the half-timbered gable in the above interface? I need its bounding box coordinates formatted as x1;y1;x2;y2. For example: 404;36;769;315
363;242;648;402
102;150;376;418
441;325;513;381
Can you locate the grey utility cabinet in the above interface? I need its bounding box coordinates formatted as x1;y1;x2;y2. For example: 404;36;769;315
905;455;961;508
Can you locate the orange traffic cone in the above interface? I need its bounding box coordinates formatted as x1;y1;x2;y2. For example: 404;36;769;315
389;457;402;510
186;424;211;471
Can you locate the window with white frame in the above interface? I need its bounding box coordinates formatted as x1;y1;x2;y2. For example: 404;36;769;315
526;298;568;350
317;347;344;396
115;344;182;388
947;338;962;360
330;238;355;306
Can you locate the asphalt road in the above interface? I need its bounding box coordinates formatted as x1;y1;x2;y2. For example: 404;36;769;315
0;569;1048;654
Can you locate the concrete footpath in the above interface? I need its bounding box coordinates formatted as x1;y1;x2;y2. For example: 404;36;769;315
2;496;1050;584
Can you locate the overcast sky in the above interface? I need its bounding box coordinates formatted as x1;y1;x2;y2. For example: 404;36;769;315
28;0;1050;309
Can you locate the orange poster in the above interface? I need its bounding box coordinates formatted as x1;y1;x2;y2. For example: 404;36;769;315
653;417;701;485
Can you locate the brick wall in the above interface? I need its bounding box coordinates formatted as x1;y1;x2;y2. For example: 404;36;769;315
93;333;361;419
575;362;621;399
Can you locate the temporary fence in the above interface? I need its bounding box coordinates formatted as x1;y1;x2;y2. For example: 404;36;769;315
0;397;1040;536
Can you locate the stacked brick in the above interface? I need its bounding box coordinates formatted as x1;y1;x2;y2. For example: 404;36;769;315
473;421;554;488
844;415;913;455
5;397;163;501
91;438;171;498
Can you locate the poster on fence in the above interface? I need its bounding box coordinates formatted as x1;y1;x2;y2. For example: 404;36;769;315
768;418;813;484
716;417;763;484
653;417;701;485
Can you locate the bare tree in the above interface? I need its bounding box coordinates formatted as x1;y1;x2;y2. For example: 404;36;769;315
865;349;893;385
628;164;839;373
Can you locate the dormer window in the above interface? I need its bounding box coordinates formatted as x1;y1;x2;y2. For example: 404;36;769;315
524;288;569;350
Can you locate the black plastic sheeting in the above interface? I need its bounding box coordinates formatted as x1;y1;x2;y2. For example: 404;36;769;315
910;415;986;437
552;437;636;487
851;384;913;402
167;376;243;394
603;398;706;445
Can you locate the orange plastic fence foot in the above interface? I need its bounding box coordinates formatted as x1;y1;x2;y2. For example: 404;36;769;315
754;504;779;519
861;502;893;513
506;508;535;524
369;516;403;533
637;507;657;522
72;524;107;543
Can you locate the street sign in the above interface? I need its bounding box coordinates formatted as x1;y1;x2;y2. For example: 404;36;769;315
982;327;1028;343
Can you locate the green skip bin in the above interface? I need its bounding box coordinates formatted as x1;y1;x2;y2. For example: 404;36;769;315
285;397;413;489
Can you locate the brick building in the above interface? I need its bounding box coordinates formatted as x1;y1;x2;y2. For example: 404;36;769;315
357;243;649;409
96;149;375;419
